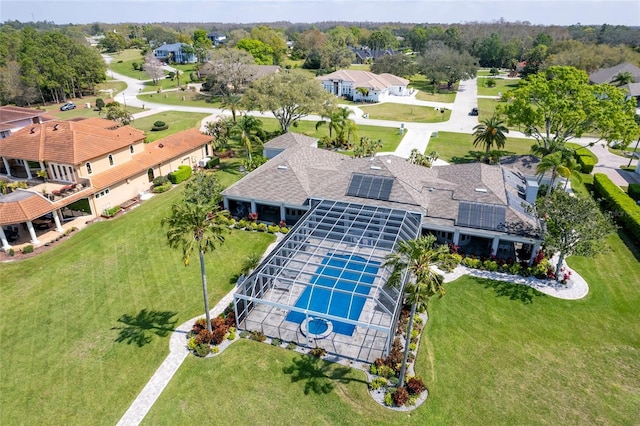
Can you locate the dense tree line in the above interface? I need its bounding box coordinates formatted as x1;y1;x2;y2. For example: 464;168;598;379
0;26;106;105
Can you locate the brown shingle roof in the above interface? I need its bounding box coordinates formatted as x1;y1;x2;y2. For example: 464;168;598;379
0;119;145;164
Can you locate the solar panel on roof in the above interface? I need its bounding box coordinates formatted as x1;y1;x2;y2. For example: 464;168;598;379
346;173;394;201
457;201;506;231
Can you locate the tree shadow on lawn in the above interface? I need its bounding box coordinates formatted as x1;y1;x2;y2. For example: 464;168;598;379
451;150;517;164
112;309;178;347
475;277;546;305
282;354;366;395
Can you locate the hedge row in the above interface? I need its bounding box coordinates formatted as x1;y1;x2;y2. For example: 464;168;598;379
629;183;640;202
593;173;640;241
168;165;192;184
576;153;596;173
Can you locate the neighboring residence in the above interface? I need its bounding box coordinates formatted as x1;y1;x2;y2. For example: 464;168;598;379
589;62;640;106
154;43;197;64
349;47;396;65
206;32;227;46
588;62;640;85
228;132;543;363
0;118;211;250
0;106;54;139
316;70;411;102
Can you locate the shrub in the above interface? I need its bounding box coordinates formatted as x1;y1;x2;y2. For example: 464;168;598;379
486;78;497;88
268;225;280;233
102;206;121;217
236;219;250;229
195;329;213;345
279;226;289;234
194;343;210;357
369;364;378;375
392;386;410;406
388;376;399;387
594;173;640;242
462;257;481;269
153;175;169;186
483;260;499;272
376;364;396;379
211;346;220;354
95;98;105;111
187;337;198;351
271;337;282;346
151;121;169;131
152;182;172;193
239;330;250;338
168;165;192;184
257;223;268;232
409;342;417;351
249;330;266;342
369;377;387;390
21;245;34;254
309;347;326;357
384;392;394;406
286;341;297;350
227;327;236;340
206;157;220;169
406;377;426;395
7;248;15;256
629;183;640;201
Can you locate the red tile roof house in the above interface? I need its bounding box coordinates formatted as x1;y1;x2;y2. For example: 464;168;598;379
316;70;412;102
0;117;212;251
0;105;55;139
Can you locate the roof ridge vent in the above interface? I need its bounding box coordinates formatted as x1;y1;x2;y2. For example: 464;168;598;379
370;165;381;170
277;165;288;170
475;188;488;193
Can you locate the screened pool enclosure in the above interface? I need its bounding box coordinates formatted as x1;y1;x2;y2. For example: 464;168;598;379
234;199;423;362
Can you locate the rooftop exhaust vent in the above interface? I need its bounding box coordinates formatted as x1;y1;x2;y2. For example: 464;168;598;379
277;165;288;170
53;124;59;131
475;188;488;193
370;166;381;170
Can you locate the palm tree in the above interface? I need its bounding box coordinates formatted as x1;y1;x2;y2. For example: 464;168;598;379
221;94;243;123
472;115;509;163
316;106;357;148
384;235;447;388
536;151;570;192
233;114;263;163
611;71;635;87
161;202;229;333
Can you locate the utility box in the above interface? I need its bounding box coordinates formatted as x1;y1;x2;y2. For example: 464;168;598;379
399;123;405;135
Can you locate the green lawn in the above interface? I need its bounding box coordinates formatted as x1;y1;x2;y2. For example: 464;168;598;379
0;181;275;425
409;74;457;103
477;77;520;97
143;231;640;425
138;90;222;108
428;131;534;163
360;103;451;123
258;117;404;153
130;111;210;142
108;49;148;80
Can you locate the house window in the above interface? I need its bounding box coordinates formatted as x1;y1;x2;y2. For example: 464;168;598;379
86;162;92;175
95;188;110;199
129;145;134;154
108;154;114;166
147;168;154;182
204;143;209;156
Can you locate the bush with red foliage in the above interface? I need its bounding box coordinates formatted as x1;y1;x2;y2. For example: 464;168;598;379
392;386;410;406
195;329;213;345
406;377;426;395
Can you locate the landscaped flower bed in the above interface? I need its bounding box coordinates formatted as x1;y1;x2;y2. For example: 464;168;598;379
186;306;236;357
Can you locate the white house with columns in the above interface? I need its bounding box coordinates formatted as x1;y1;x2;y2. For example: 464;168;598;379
316;70;412;103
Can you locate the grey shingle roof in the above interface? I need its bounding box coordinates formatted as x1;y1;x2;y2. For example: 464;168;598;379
589;62;640;84
223;134;539;236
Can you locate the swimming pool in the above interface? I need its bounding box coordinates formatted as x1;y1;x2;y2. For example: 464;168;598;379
286;253;380;336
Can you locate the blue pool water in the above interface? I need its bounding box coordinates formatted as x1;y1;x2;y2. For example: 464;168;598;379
307;318;329;335
286;253;380;336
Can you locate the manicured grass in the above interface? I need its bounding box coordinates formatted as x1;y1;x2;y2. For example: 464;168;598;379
138;90;222;108
409;74;457;103
129;111;209;142
427;131;534;163
477;77;520;96
109;49;148;80
0;183;276;425
359;103;451;123
49;104;144;120
258;117;404;153
477;97;501;122
144;232;640;425
349;63;371;71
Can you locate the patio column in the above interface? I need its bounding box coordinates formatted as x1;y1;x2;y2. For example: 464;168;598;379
2;157;11;177
0;227;11;251
250;201;257;214
24;162;32;179
529;243;541;265
223;197;229;210
452;230;460;245
39;161;46;172
280;205;286;223
26;221;40;245
52;210;64;233
491;237;500;257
